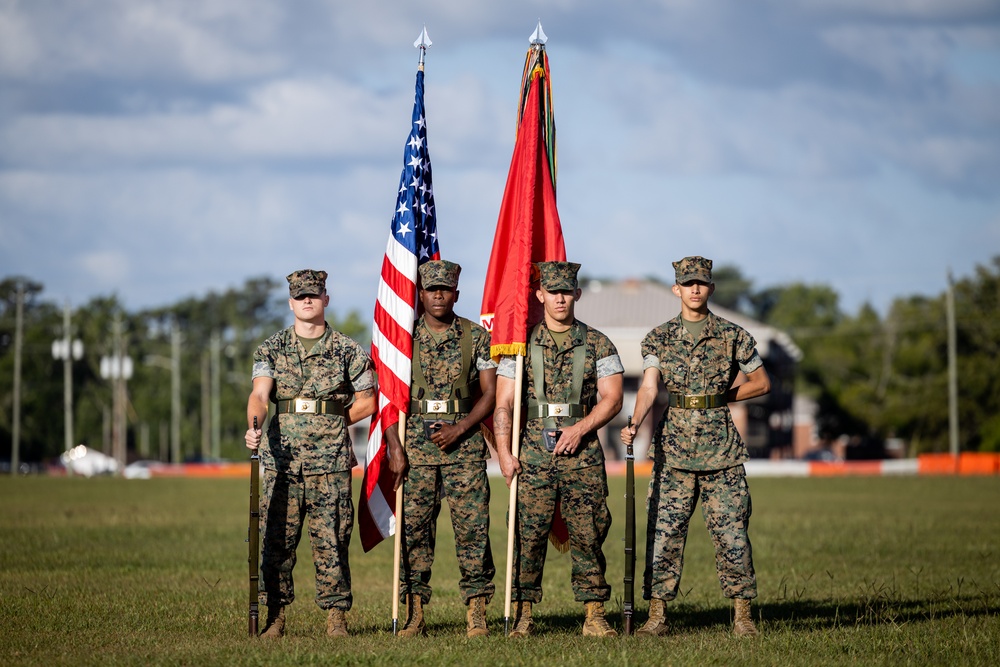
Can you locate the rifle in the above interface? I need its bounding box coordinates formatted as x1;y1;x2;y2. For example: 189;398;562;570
623;415;636;635
248;416;260;637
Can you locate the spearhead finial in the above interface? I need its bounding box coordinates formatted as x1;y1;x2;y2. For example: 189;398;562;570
414;26;432;69
529;20;547;45
414;26;432;50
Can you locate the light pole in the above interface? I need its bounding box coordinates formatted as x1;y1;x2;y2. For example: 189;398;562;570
946;271;959;457
145;319;182;463
100;315;132;472
211;331;221;460
51;302;84;465
10;281;24;475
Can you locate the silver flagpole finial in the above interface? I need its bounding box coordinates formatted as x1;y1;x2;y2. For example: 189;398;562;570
414;26;432;50
414;25;432;68
529;20;547;45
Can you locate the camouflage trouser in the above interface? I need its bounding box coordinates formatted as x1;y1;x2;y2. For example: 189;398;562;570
643;464;756;601
513;462;612;603
259;468;354;611
400;461;496;604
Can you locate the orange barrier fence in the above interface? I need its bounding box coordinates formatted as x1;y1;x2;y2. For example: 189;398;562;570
918;452;1000;476
140;453;999;479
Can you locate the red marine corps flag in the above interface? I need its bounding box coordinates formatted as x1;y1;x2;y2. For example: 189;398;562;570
482;23;571;630
359;30;440;555
480;30;565;358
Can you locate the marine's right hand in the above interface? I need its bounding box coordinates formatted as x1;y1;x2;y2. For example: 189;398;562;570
498;452;521;488
245;428;262;451
620;424;636;446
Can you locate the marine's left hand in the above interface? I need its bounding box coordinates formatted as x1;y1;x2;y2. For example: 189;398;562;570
553;423;585;456
431;421;464;451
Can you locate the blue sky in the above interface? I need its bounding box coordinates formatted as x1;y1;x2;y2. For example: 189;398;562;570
1;0;998;320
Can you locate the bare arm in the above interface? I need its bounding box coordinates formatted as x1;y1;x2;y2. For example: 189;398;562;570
621;367;662;445
381;415;409;491
347;387;377;425
728;366;771;403
554;372;624;456
245;376;273;450
493;373;520;486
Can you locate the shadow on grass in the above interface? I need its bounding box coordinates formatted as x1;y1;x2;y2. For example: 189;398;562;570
491;593;1000;637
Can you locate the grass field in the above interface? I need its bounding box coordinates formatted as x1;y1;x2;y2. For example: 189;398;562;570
1;474;998;666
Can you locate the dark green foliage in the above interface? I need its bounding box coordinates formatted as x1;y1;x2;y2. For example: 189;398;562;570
0;276;368;464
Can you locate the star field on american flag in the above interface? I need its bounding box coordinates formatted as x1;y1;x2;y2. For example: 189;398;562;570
390;110;438;263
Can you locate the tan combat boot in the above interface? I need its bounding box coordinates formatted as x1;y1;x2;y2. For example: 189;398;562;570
466;596;489;637
582;601;617;637
507;601;534;638
398;594;426;637
259;605;285;639
326;608;349;637
636;598;668;637
733;598;759;637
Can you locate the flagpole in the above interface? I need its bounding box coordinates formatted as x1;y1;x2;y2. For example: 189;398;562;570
391;418;405;634
503;356;525;634
391;26;432;635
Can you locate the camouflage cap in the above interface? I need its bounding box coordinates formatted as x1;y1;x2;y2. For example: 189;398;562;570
536;261;581;291
286;269;328;297
673;256;713;284
418;260;461;289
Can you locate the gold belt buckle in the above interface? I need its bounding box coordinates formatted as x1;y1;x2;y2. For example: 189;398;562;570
688;395;703;409
428;400;447;413
550;404;566;416
294;398;317;414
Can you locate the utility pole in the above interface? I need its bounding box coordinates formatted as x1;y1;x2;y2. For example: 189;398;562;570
211;331;221;460
145;319;182;463
171;320;182;464
946;271;959;457
201;351;210;460
100;314;133;472
52;302;84;462
10;281;24;475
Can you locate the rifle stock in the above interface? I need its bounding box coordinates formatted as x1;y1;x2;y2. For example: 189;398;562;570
623;415;636;635
248;416;260;637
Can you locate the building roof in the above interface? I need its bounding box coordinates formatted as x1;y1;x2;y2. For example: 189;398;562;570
574;278;803;375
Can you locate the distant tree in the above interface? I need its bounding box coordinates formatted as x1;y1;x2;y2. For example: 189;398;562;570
952;257;1000;451
710;264;754;313
0;274;373;464
0;278;63;464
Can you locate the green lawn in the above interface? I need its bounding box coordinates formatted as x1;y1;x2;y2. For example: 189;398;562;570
1;474;998;666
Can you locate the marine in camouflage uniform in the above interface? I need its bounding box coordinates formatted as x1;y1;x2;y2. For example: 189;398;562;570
621;256;771;637
385;260;497;638
245;269;385;639
495;262;625;638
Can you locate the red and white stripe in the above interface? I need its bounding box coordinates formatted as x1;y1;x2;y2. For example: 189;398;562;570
359;238;418;551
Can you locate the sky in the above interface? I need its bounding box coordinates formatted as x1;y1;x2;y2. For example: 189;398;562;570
2;0;998;322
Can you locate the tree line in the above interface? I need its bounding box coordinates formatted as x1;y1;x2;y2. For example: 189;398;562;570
1;256;997;465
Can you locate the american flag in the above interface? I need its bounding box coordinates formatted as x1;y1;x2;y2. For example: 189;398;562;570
359;68;440;552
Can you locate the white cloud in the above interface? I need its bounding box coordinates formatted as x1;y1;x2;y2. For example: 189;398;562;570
0;5;39;76
1;0;998;317
78;249;131;289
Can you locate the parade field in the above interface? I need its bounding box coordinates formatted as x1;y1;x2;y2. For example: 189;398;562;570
1;474;998;666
